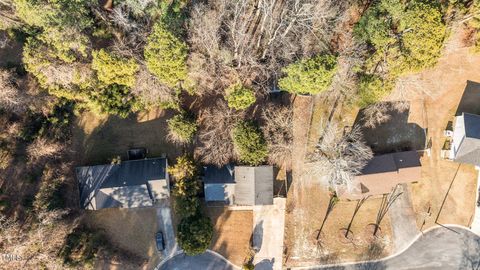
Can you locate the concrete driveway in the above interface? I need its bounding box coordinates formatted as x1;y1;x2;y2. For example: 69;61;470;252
157;250;239;270
294;225;480;270
156;198;177;258
388;184;420;252
470;169;480;235
253;198;286;270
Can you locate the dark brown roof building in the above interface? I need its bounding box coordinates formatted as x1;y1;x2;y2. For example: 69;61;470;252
337;151;421;200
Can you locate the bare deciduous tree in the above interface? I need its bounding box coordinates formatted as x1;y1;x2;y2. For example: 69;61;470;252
27;138;63;162
261;104;293;167
0;0;23;29
307;122;373;191
188;0;352;95
361;101;409;128
195;100;243;166
132;67;176;106
0;69;25;113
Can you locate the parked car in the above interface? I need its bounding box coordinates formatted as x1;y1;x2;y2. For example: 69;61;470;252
477;188;480;207
156;231;165;251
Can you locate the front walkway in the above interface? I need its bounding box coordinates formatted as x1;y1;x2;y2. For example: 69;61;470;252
253;197;286;270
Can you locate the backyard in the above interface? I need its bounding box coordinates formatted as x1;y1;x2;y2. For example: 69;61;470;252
72;108;182;165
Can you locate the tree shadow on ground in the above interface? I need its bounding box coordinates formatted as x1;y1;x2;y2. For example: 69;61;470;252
74;109;184;166
354;102;426;154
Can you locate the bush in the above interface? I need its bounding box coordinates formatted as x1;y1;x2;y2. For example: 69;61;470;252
278;54;337;95
167;114;197;144
144;22;188;88
357;74;391;107
174;196;200;218
232;121;268;165
177;214;213;256
225;84;256;110
60;226;107;267
167;155;197;181
168;155;200;218
89;84;139;118
34;171;66;213
92;49;139;87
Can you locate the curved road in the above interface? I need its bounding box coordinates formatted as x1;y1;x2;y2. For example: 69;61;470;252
157;226;480;270
157;250;238;270
299;226;480;270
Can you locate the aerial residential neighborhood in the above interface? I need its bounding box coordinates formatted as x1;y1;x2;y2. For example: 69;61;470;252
2;1;480;270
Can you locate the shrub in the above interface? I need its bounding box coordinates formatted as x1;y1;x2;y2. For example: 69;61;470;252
167;114;197;144
34;172;65;212
174;196;200;218
168;155;200;218
357;74;390;107
92;49;139;87
167;155;197;181
225;84;256;110
60;226;107;267
144;22;188;88
232;121;268;165
177;214;213;256
278;54;338;95
89;84;139;118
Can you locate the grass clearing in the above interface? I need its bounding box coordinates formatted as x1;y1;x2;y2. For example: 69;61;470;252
72;108;182;165
205;208;253;266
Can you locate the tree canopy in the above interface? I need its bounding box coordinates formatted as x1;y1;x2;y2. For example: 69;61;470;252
232;121;268;166
145;22;188;88
279;54;338;95
92;49;139;88
225;83;256;110
177;214;213;256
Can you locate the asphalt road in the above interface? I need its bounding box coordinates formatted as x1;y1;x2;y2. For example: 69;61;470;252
301;226;480;270
158;250;238;270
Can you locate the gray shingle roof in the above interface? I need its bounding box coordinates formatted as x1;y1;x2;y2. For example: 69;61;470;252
235;166;273;206
76;158;167;209
454;113;480;165
203;164;235;184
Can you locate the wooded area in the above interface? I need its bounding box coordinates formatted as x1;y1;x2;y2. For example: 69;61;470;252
0;0;479;268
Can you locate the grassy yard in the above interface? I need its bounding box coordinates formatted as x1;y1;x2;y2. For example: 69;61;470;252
205;207;253;266
72;108;182;165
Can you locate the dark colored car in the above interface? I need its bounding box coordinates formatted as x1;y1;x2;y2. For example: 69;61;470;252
477;187;480;207
156;231;165;251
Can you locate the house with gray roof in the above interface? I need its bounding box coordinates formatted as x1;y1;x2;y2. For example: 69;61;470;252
452;113;480;165
76;157;169;210
203;165;274;206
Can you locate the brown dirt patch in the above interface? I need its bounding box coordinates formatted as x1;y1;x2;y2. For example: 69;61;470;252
206;208;253;266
